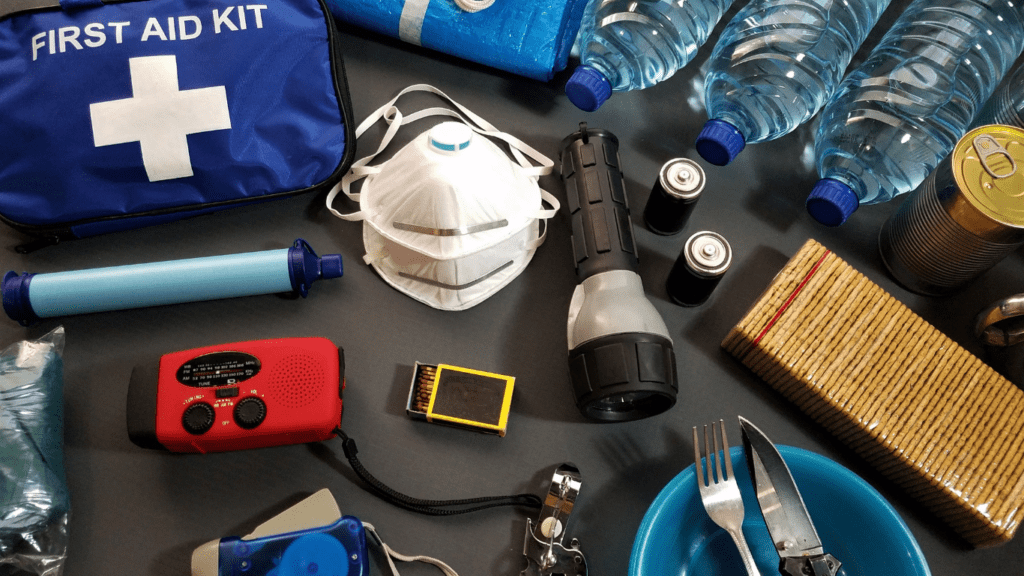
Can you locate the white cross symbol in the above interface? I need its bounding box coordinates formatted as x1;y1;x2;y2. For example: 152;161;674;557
90;55;232;182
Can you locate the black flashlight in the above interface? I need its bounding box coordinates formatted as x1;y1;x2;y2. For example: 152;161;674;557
559;123;678;421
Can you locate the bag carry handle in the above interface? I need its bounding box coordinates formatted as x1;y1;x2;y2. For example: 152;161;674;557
325;84;557;223
453;0;495;11
400;0;494;46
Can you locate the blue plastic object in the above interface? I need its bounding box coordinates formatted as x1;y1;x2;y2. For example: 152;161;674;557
806;179;860;227
629;445;931;576
699;0;891;165
2;239;342;325
272;533;351;576
568;0;734;111
565;65;612;113
288;239;344;297
810;0;1024;225
695;120;746;166
326;0;587;81
220;515;368;576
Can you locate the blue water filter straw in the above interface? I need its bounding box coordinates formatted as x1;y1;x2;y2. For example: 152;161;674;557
2;239;342;326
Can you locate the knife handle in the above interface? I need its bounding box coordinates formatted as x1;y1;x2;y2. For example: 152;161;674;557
779;554;841;576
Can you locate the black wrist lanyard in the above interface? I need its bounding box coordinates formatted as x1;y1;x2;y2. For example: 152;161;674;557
334;429;543;516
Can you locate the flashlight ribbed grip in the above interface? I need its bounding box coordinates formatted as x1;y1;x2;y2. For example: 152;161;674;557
559;126;639;280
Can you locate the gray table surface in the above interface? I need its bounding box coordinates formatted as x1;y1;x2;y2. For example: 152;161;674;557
3;7;1024;576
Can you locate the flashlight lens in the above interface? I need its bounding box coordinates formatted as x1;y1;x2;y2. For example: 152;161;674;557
590;392;654;410
569;333;677;422
581;390;674;421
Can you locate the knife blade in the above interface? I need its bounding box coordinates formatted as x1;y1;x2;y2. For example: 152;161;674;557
738;416;841;576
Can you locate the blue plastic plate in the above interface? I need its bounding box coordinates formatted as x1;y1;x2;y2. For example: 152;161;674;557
629;445;931;576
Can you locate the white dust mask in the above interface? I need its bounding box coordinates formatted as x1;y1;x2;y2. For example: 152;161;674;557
326;84;559;311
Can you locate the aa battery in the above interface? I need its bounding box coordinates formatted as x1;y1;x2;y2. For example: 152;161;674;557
879;125;1024;296
666;231;731;306
643;158;705;235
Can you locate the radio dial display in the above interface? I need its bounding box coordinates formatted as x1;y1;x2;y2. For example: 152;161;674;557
176;352;261;387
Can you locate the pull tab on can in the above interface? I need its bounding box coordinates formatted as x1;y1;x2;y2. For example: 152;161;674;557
879;125;1024;296
973;133;1017;179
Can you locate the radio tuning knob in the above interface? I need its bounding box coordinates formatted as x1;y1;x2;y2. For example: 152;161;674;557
234;397;267;429
182;403;216;435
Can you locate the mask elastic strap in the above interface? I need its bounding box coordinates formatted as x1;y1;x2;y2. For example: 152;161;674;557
523;190;560;251
392;93;561;222
400;86;554;177
380;84;554;178
326;84;558;223
326;94;418;221
363;522;461;576
525;220;549;252
534;189;560;220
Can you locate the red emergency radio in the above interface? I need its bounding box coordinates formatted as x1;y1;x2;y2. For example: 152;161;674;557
127;338;344;453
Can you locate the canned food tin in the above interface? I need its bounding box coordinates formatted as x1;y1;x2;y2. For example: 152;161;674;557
666;231;731;306
643;158;705;235
879;124;1024;296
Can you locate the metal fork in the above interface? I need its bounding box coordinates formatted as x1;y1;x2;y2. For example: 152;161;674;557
694;420;762;576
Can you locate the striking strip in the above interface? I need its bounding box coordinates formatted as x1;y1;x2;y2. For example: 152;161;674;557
747;249;832;351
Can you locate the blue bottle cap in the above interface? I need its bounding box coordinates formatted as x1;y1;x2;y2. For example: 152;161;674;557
288;239;343;298
565;65;612;112
320;254;344;279
2;271;39;326
807;179;859;227
696;120;746;166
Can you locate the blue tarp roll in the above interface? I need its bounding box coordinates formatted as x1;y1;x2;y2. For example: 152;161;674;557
328;0;587;81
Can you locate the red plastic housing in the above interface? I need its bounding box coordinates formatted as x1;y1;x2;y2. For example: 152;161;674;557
129;338;343;453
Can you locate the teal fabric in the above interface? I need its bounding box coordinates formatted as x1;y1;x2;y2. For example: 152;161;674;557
0;327;68;551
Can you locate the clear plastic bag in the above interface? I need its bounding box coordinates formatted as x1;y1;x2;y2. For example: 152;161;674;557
0;327;69;576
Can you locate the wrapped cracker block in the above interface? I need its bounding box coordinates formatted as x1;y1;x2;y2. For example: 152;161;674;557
723;239;1024;547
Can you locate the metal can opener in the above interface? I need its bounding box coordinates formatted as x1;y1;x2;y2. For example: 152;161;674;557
521;463;587;576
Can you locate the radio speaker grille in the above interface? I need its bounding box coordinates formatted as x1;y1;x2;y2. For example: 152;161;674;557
268;354;327;408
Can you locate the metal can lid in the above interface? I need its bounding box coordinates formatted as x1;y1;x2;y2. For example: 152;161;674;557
953;124;1024;228
684;231;731;277
659;158;705;200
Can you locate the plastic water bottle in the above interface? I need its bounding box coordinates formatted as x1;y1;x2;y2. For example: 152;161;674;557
565;0;735;112
695;0;893;166
972;63;1024;129
806;0;1024;227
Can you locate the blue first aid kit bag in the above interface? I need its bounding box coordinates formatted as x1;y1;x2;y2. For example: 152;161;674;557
0;0;355;250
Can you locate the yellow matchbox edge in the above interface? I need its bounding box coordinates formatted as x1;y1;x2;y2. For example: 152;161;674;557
424;364;516;436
